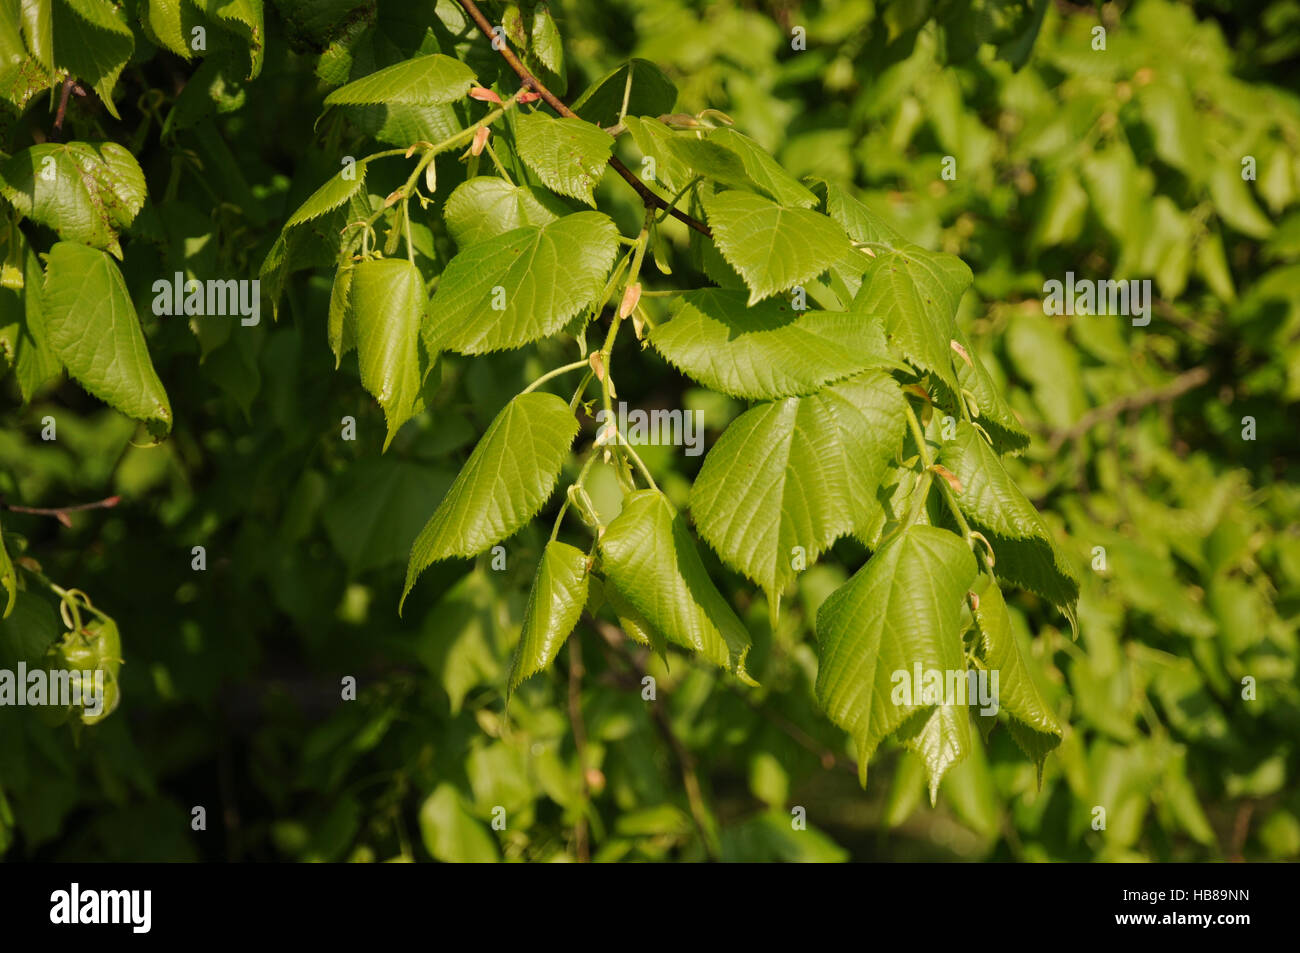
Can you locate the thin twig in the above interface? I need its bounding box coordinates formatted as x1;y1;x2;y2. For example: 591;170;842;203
52;76;75;139
1;495;121;528
455;0;712;237
1044;366;1211;454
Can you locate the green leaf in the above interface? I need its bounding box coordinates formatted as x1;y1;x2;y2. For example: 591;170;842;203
191;0;265;79
687;129;817;209
649;288;900;399
690;372;907;601
515;111;614;207
324;53;475;106
42;242;172;436
442;177;564;249
509;541;589;690
285;160;369;229
327;262;353;368
53;0;133;118
0;231;61;402
0;3;53;111
599;489;755;683
815;524;977;788
20;0;53;70
851;241;972;396
0;514;15;618
425;211;619;355
702;190;854;305
349;258;427;450
971;574;1062;778
623;116;694;194
419;784;498;863
140;0;198;59
572;58;677;127
937;420;1079;632
896;699;974;805
402;392;579;609
0;142;146;259
526;2;564;94
0;591;61;669
603;575;667;657
813;179;906;245
951;325;1030;454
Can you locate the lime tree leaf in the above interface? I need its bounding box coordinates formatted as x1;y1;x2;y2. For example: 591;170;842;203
324;53;475;106
815;524;977;787
191;0;265;79
327;263;353;368
0;514;15;618
515;111;613;207
937;419;1079;632
42;242;172;436
0;591;61;667
425;211;619;355
895;698;973;804
623;116;694;193
349;258;426;451
402;392;579;609
649;288;901;399
0;236;61;402
971;574;1062;777
572;58;677;126
951;325;1030;454
509;541;589;690
851;241;971;396
702;190;854;305
442;177;565;249
600;489;755;684
690;372;907;601
525;2;565;93
813;178;906;245
285;159;369;229
665;131;816;208
54;0;134;118
140;0;198;59
0;142;146;258
665;138;757;193
701;129;816;208
0;4;53;111
19;0;53;68
603;575;667;658
419;784;498;863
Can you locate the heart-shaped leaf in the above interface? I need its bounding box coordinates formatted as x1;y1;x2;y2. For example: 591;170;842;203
403;392;579;610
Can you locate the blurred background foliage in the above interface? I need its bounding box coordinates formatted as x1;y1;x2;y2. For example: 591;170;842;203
1;0;1297;861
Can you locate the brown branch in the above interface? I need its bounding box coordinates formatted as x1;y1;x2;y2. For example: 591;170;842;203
455;0;712;237
53;76;74;138
1;495;121;528
1045;366;1211;454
